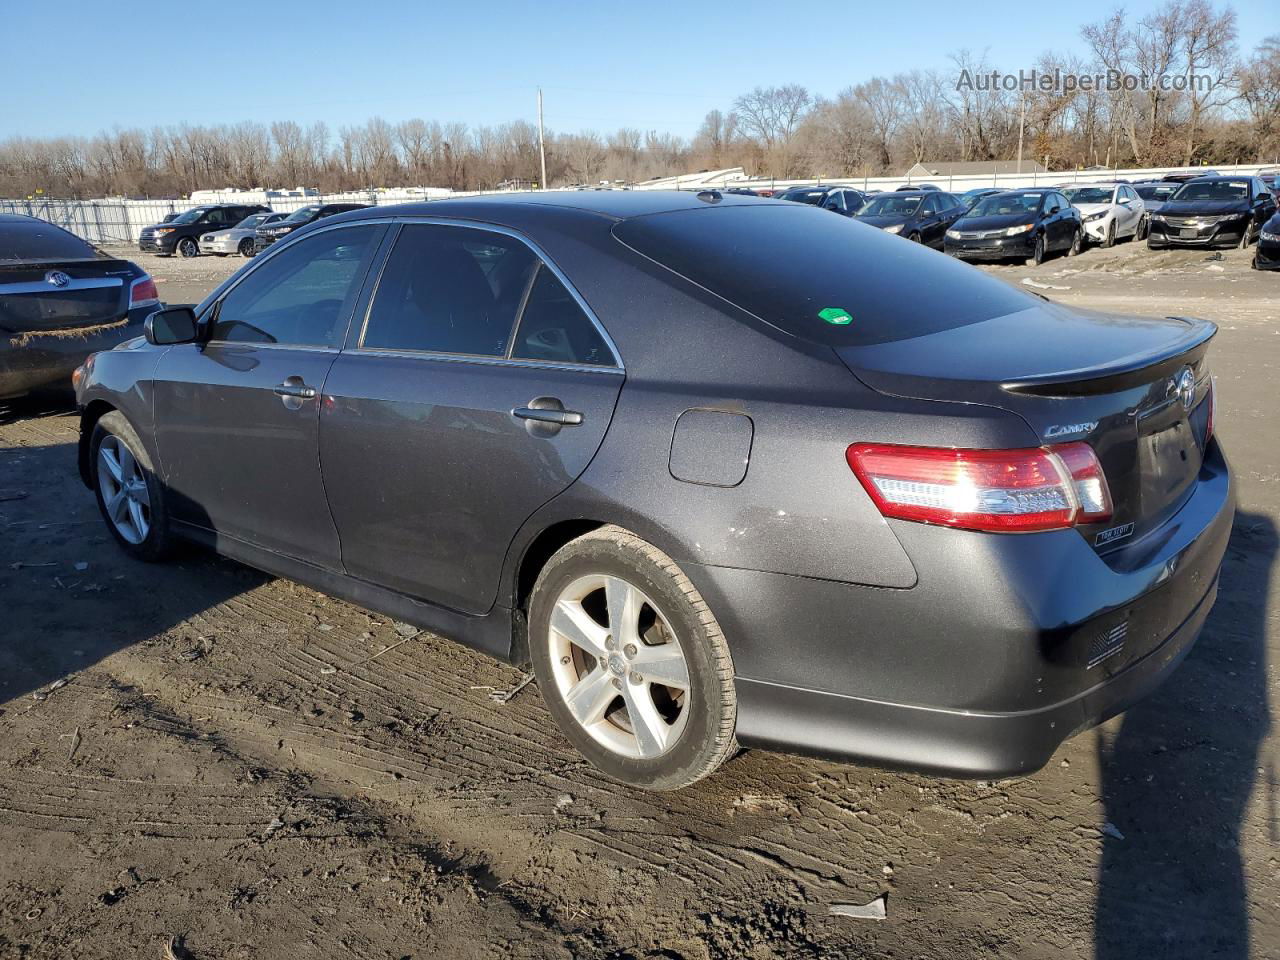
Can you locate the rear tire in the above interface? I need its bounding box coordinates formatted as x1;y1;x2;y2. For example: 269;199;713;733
527;526;736;791
1136;216;1149;240
90;412;174;562
1239;224;1255;249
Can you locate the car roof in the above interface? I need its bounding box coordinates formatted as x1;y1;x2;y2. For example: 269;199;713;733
0;213;42;224
1182;175;1249;183
330;189;773;225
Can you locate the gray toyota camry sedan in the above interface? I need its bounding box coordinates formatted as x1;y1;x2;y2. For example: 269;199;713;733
73;191;1233;790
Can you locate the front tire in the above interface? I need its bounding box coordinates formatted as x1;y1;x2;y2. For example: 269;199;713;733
1102;219;1116;248
1068;227;1084;257
1030;233;1047;265
238;237;255;257
90;412;173;562
528;526;736;791
176;237;198;258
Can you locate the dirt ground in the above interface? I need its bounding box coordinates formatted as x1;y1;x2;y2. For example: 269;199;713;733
1;237;1277;959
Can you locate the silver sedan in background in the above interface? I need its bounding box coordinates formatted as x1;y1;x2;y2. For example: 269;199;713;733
199;211;285;257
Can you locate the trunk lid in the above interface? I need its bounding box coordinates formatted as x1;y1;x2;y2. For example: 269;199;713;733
834;301;1216;551
0;259;133;335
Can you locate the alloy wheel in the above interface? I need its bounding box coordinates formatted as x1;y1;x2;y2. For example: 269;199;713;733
97;435;150;545
178;238;197;257
547;574;691;759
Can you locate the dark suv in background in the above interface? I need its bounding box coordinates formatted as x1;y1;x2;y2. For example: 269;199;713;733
138;204;270;258
253;203;370;254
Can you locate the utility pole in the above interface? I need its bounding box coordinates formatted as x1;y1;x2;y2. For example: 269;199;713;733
1016;93;1027;175
537;88;548;191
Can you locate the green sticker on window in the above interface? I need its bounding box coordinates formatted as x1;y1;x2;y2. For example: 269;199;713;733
818;307;853;325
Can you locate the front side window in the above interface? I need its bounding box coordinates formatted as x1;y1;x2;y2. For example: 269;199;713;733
210;224;379;347
362;224;537;357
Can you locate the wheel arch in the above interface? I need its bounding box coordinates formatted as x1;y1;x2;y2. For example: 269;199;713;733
78;399;117;488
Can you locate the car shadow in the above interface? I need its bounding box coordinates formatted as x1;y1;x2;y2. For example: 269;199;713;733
0;417;261;706
1095;510;1274;959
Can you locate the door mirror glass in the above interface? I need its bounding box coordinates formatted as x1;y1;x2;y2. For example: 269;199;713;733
144;307;199;345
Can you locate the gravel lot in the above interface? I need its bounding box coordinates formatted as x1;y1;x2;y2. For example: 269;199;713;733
1;237;1277;959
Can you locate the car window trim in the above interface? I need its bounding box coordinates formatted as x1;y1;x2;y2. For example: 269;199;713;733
352;216;624;371
203;219;387;350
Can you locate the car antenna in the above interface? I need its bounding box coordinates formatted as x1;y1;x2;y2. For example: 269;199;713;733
695;190;722;204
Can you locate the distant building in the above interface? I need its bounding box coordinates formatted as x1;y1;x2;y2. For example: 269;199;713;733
904;160;1048;178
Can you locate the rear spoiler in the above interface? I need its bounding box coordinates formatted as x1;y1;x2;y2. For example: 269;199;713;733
1001;318;1216;397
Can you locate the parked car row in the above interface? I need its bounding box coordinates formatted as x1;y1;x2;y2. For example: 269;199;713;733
769;173;1280;268
137;202;369;259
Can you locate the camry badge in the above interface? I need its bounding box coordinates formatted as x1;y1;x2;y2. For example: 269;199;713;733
1044;421;1098;439
45;270;71;287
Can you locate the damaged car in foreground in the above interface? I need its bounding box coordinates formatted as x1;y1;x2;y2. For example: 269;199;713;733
1;214;158;400
74;192;1233;790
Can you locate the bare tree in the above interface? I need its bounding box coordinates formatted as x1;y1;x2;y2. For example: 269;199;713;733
1180;0;1239;164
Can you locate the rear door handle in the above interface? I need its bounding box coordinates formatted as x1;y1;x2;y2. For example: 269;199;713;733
513;406;583;426
273;381;316;399
513;397;583;436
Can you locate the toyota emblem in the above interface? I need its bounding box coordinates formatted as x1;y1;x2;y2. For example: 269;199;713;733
1175;367;1195;411
45;270;71;288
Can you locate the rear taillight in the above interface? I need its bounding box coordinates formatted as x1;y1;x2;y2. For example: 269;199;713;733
130;274;158;305
846;441;1113;533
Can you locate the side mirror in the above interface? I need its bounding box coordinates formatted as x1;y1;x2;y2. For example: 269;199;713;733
1048;205;1061;215
144;306;199;346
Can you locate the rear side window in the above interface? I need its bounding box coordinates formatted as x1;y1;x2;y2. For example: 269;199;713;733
0;220;101;263
613;205;1035;347
362;224;537;357
511;266;614;366
211;224;379;347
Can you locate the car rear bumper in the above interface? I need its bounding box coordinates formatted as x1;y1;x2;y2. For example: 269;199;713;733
734;573;1215;777
0;306;150;399
687;441;1234;778
944;234;1035;259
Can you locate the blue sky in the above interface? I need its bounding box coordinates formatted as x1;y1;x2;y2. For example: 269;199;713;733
1;0;1271;141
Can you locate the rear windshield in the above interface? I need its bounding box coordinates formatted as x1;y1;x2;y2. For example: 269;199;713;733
612;204;1034;347
0;220;102;262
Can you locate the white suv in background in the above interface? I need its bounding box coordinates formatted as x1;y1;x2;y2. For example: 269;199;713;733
1060;182;1148;247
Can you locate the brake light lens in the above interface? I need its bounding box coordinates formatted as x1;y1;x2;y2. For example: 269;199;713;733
130;274;158;305
846;441;1112;533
